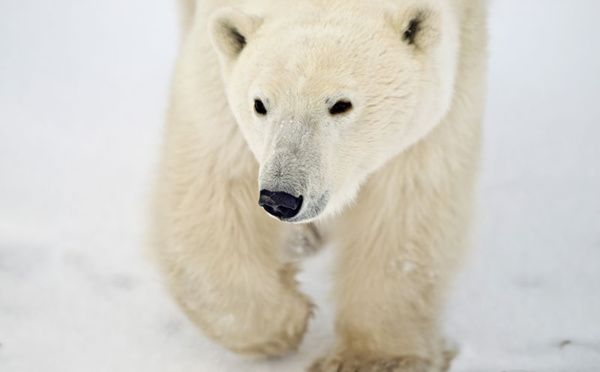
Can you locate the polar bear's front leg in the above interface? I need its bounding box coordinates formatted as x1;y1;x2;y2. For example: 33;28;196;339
309;160;472;372
154;166;313;357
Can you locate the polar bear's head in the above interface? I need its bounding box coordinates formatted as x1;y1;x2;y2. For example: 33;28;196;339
209;1;458;223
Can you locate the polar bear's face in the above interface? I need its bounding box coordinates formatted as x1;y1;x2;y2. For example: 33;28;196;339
209;2;458;223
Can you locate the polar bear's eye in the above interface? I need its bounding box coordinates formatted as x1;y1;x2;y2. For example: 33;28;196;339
329;100;353;115
254;99;267;115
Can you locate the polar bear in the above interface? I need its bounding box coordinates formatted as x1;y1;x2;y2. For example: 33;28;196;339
152;0;488;370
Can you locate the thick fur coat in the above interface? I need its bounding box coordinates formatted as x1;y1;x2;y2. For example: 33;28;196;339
152;0;488;370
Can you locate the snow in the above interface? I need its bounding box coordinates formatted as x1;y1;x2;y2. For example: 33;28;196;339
1;0;599;371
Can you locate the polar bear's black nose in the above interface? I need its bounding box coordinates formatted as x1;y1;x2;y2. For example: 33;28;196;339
258;190;302;219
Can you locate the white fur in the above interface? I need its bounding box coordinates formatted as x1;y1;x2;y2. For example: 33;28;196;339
152;0;488;370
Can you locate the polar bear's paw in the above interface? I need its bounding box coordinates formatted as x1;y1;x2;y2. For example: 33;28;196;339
222;292;313;358
307;353;437;372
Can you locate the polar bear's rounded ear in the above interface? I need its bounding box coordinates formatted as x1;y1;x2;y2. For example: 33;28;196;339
209;7;263;63
389;2;442;50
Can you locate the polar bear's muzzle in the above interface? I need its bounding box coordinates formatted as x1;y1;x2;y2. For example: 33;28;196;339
255;115;332;223
257;147;331;223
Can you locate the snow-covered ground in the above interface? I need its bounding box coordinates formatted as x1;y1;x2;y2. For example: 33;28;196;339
1;1;599;371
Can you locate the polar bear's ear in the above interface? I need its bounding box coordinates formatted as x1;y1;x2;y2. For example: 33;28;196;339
209;7;263;63
389;3;442;50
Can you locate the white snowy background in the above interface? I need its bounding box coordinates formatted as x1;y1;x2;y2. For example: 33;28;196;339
1;0;599;371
